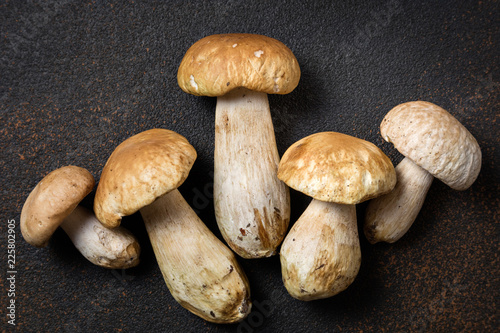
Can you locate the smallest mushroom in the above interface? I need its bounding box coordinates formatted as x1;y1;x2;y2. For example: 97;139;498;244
364;101;482;243
21;165;140;269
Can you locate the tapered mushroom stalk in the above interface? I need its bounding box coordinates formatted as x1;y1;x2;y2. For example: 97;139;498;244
61;206;140;269
278;132;396;301
94;129;251;323
364;158;433;243
214;87;289;258
177;33;301;258
21;165;140;269
141;190;251;323
364;101;482;244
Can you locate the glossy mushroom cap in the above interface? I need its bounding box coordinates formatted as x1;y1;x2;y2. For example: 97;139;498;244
21;166;95;247
380;101;481;190
94;128;197;228
177;33;301;96
278;132;396;204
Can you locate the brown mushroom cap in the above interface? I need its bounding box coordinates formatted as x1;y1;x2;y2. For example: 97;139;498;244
380;101;481;190
177;33;301;97
21;166;95;247
278;132;396;204
94;128;197;228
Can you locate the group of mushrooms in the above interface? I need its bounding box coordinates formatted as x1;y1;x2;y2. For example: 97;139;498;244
21;34;482;324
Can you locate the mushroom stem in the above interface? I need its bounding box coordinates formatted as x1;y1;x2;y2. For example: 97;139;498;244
140;189;252;324
364;157;434;244
280;199;361;301
60;206;140;269
214;87;290;259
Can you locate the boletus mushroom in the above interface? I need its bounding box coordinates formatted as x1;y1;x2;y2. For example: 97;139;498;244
177;33;301;259
278;132;396;301
364;101;482;243
21;165;140;269
94;128;251;324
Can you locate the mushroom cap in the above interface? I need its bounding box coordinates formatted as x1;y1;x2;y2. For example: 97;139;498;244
278;132;396;204
94;128;197;228
177;33;301;97
20;166;95;247
380;101;481;190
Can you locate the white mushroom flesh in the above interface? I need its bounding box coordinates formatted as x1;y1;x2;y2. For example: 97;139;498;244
61;206;140;269
364;157;434;243
280;198;361;301
140;189;252;324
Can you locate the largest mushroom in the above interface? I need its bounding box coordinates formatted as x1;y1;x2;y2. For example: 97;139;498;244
94;128;251;324
364;101;482;244
177;33;301;258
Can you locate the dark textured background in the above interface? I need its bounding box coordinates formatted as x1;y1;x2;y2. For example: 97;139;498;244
1;0;499;332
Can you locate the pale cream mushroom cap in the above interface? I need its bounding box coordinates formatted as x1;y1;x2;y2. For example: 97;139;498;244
94;128;197;228
380;101;481;190
278;132;396;204
177;33;301;96
21;166;95;247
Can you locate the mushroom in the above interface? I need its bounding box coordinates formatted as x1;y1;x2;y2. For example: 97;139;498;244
94;128;251;324
364;101;482;244
177;33;301;259
20;165;140;269
277;132;396;301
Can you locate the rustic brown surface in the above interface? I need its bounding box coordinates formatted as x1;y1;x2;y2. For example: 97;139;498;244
1;0;498;332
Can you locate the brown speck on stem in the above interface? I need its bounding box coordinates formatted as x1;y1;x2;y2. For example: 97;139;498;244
314;264;325;271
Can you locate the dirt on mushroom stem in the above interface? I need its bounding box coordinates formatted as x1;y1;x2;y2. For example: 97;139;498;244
140;189;252;324
213;88;290;259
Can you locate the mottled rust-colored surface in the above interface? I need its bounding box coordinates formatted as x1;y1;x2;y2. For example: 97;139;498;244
1;1;498;332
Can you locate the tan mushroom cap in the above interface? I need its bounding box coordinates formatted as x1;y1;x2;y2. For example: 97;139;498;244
177;33;301;97
278;132;396;204
380;101;481;190
94;128;197;228
21;166;95;247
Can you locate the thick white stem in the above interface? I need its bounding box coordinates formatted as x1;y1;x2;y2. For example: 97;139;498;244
280;199;361;301
61;206;140;269
140;189;251;324
214;88;290;259
364;157;434;243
